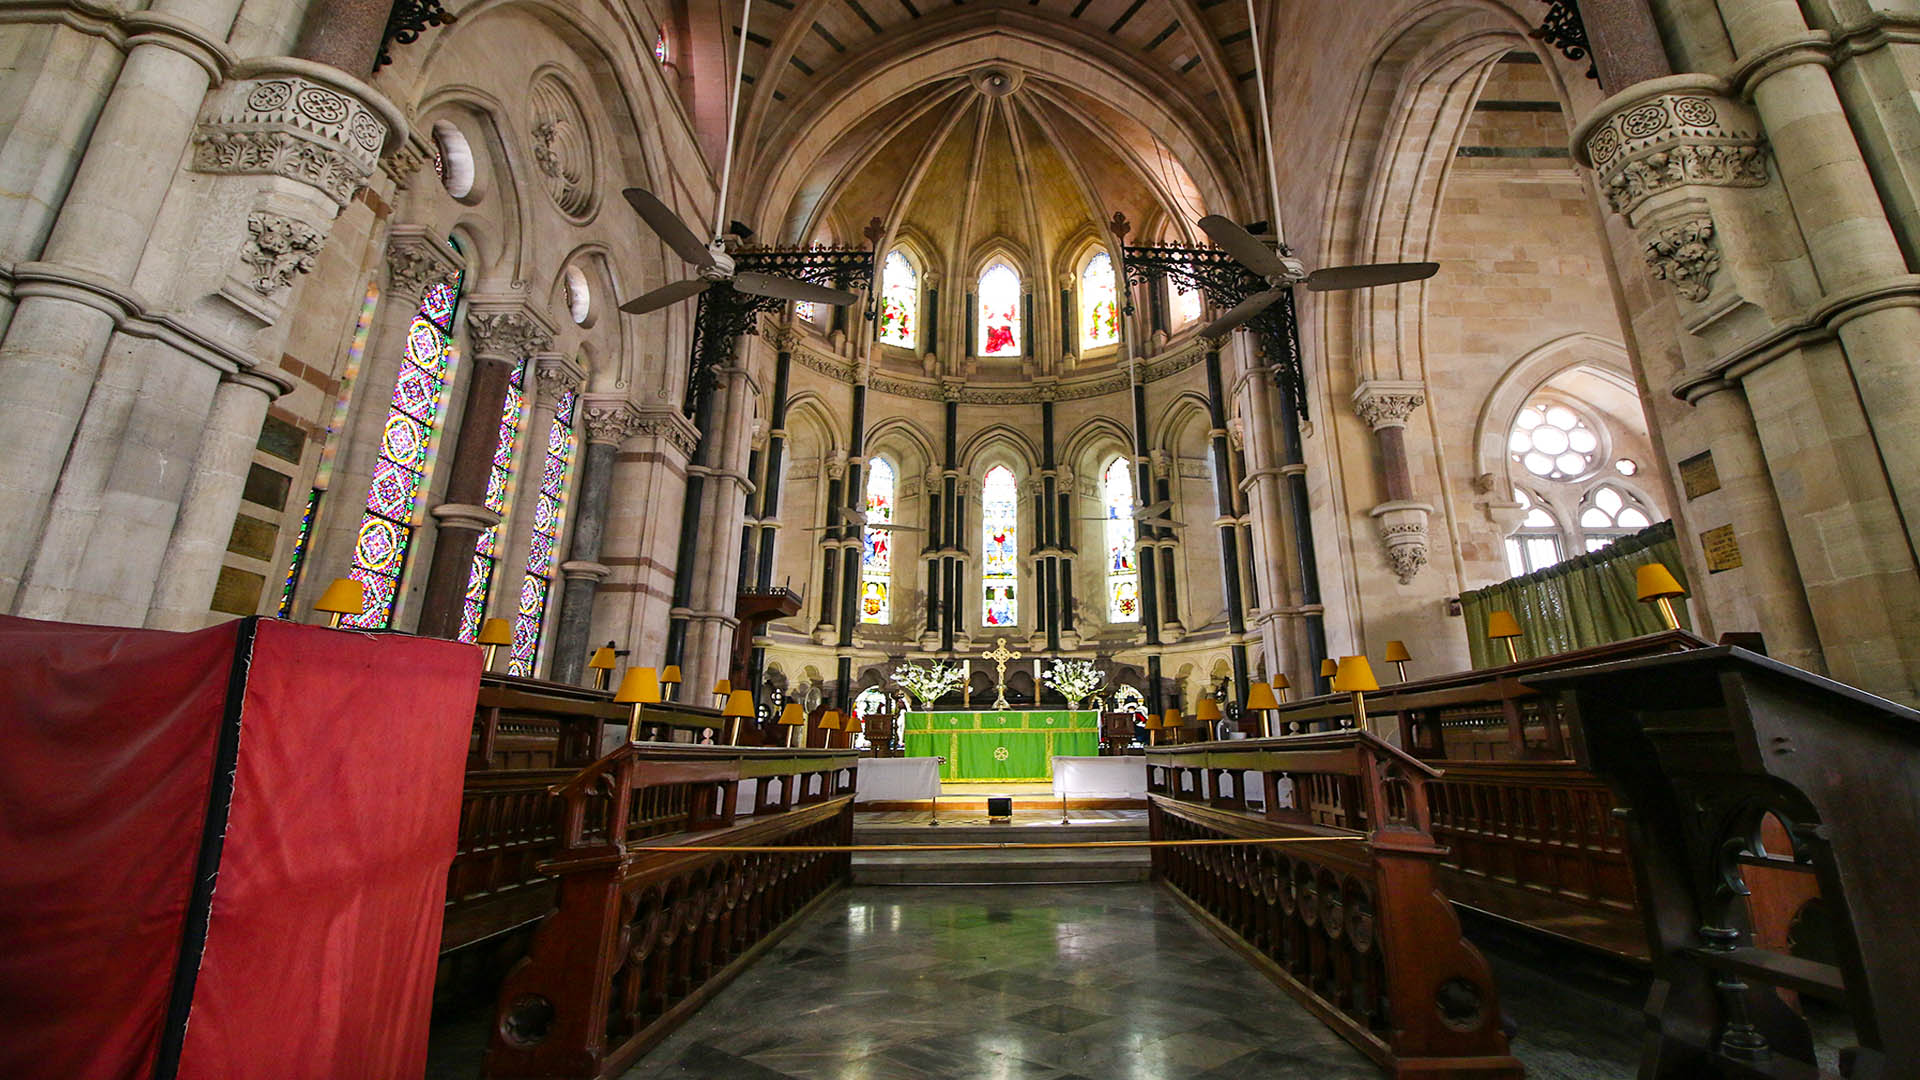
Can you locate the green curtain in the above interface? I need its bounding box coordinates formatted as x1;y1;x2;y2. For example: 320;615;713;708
1460;521;1691;668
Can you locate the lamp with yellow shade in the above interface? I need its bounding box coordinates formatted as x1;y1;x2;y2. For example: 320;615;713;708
777;702;807;747
1331;655;1379;733
1245;682;1282;738
1383;640;1412;682
1635;563;1687;631
477;617;512;672
314;578;365;629
1320;657;1338;693
586;645;617;691
1487;610;1523;665
819;709;845;749
1142;710;1163;746
660;664;683;701
1195;698;1223;741
712;678;732;707
615;666;664;741
721;689;755;745
1163;706;1183;745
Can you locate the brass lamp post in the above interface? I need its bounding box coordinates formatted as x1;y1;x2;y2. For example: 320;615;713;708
1245;682;1281;738
314;578;365;628
1331;655;1379;734
721;689;755;745
1383;640;1412;682
615;666;663;742
1487;610;1523;665
586;645;616;690
1635;563;1687;630
478;617;512;672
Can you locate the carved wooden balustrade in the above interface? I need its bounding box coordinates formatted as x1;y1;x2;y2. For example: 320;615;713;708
1259;630;1705;960
484;744;858;1079
1147;733;1523;1078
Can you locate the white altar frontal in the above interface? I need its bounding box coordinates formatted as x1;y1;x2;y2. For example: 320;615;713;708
1050;756;1148;799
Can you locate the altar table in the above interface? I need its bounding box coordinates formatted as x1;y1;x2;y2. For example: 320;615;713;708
903;710;1099;781
1051;756;1148;799
853;757;942;802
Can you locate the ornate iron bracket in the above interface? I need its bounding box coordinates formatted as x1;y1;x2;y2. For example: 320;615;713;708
685;246;874;416
1121;244;1307;421
1532;1;1597;81
377;0;457;70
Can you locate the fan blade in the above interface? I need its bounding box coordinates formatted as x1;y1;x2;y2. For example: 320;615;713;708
623;188;717;270
1198;289;1286;339
733;271;858;306
1198;215;1288;277
1305;261;1439;292
619;278;710;314
1132;499;1172;520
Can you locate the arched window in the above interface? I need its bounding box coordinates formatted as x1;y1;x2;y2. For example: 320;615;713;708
860;458;895;624
458;359;529;641
793;300;816;323
978;262;1021;357
1171;279;1203;327
878;250;918;349
1579;484;1651;551
1505;489;1564;576
1080;251;1118;350
508;387;579;674
981;465;1019;625
853;685;889;749
1102;456;1139;621
344;267;464;628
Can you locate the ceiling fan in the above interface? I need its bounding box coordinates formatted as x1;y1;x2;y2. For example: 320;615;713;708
1077;499;1185;529
618;0;859;316
799;507;925;533
1191;0;1438;341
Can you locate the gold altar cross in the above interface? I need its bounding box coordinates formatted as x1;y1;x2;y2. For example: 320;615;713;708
983;637;1021;709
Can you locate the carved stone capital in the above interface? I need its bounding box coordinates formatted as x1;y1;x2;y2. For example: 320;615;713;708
1369;500;1433;585
1352;380;1426;431
431;501;502;532
1643;213;1720;303
465;305;555;361
1571;75;1768;221
631;406;701;458
765;323;799;350
534;353;585;401
385;226;462;302
190;71;392;206
559;559;612;583
582;399;643;446
826;450;849;481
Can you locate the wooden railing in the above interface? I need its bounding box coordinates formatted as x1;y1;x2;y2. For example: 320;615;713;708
483;744;859;1079
1147;734;1522;1078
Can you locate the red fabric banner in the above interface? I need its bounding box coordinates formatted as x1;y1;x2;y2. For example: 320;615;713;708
0;616;481;1080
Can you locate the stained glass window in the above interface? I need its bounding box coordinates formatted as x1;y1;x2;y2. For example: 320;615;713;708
794;300;816;323
1102;456;1139;622
344;270;462;628
1080;251;1118;350
1510;399;1599;480
981;465;1018;626
860;458;895;624
879;250;917;350
276;488;321;618
458;359;528;642
978;262;1021;357
1172;279;1203;326
654;30;669;63
508;387;578;674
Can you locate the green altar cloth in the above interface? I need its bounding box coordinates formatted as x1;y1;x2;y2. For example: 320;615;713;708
901;710;1099;781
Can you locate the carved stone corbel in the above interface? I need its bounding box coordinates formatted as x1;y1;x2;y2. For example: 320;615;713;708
1370;501;1435;586
1353;380;1431;584
385;226;463;303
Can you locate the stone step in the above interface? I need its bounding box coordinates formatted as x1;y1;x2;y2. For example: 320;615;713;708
850;848;1151;885
851;823;1150;847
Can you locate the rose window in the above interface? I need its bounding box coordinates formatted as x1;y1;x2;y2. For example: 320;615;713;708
1510;401;1599;480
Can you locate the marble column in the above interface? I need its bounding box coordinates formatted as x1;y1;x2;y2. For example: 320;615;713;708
550;400;638;684
1353;381;1433;586
1202;343;1249;698
145;370;288;629
416;305;552;639
1129;369;1162;647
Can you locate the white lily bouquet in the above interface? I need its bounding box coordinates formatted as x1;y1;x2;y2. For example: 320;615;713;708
1043;658;1107;710
890;660;965;708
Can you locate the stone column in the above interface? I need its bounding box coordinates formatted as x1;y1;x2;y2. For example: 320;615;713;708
416;304;552;639
550;399;640;684
813;451;846;641
679;360;754;694
145;370;288;629
1128;365;1163;649
1202;343;1249;696
1353;381;1433;586
1150;450;1184;639
836;378;870;647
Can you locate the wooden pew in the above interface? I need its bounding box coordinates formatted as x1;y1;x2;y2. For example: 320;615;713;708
483;743;860;1079
1147;734;1522;1077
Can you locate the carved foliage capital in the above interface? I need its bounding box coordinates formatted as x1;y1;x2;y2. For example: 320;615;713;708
1369;500;1433;586
385;228;462;302
1643;214;1720;303
1576;83;1767;220
583;401;643;445
191;75;390;206
240;211;323;296
1352;380;1426;431
466;308;554;361
534;354;585;400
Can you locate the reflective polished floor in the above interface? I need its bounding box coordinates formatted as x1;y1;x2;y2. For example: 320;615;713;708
621;884;1382;1079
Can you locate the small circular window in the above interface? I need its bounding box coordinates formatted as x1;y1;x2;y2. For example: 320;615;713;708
564;265;592;325
1510;400;1600;481
431;121;476;200
1614;458;1638;476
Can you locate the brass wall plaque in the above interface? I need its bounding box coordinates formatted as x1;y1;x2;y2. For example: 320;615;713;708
1701;524;1743;573
1679;451;1720;500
